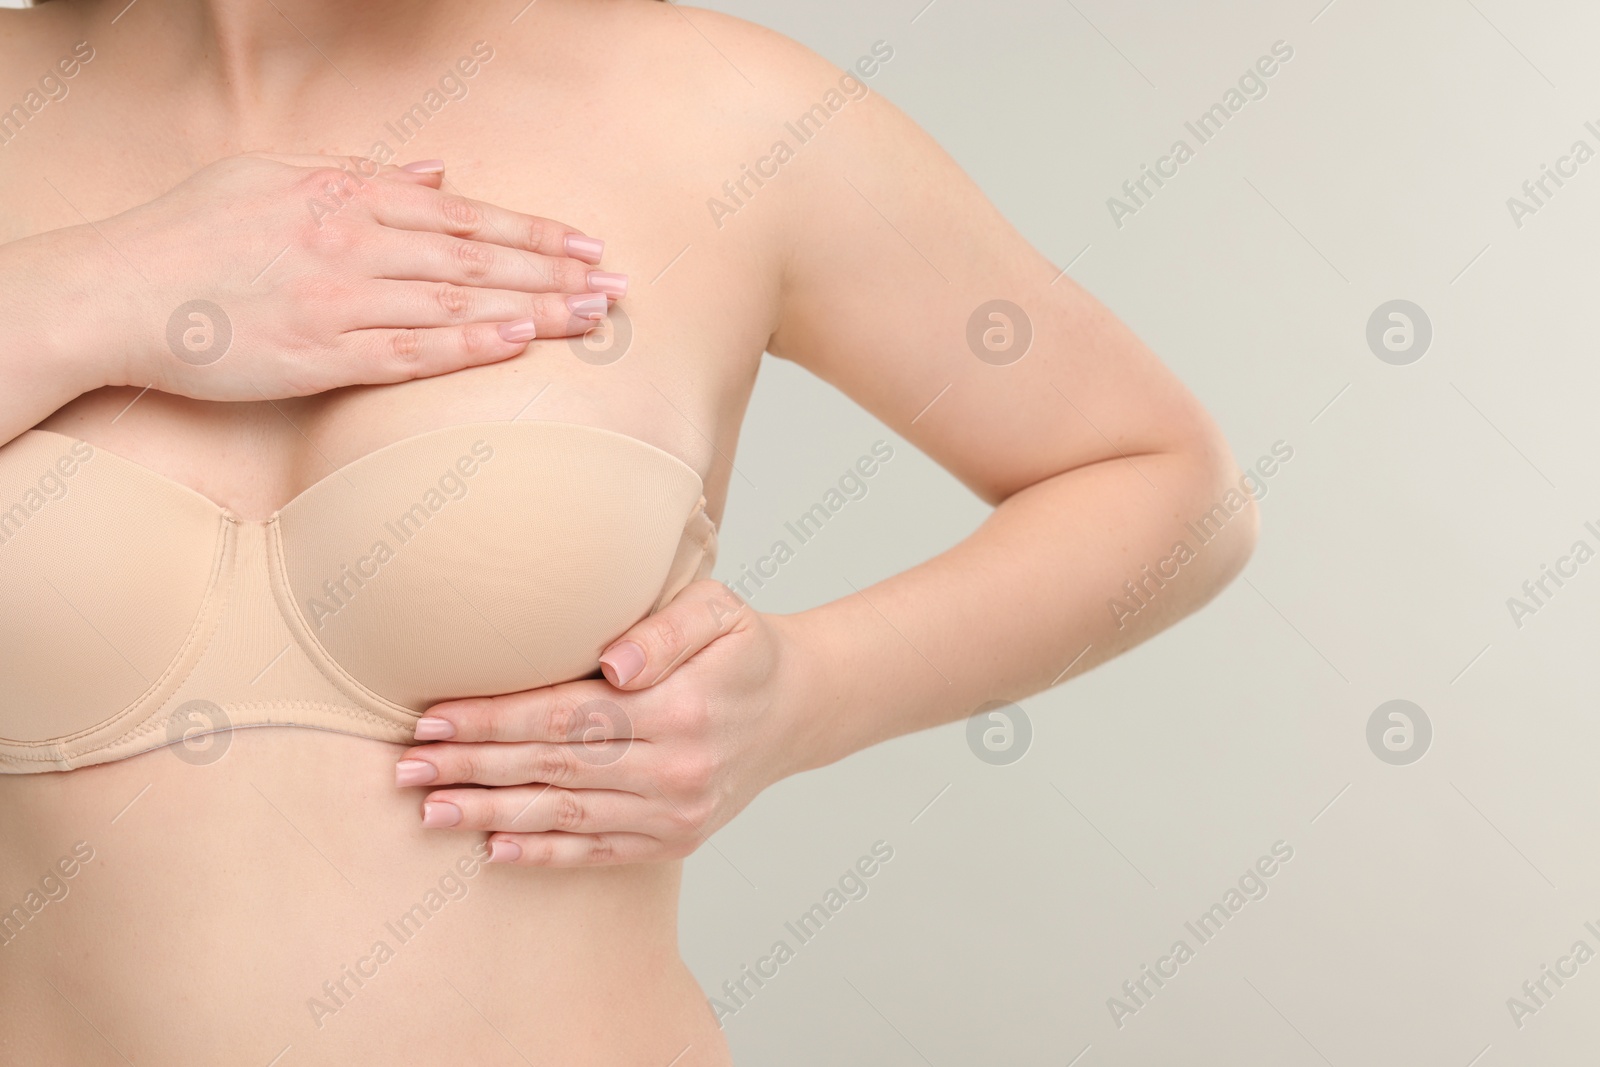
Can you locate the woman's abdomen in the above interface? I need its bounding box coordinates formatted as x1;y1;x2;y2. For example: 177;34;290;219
0;728;728;1067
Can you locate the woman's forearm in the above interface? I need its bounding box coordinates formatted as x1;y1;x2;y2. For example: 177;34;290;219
776;443;1259;774
0;225;126;444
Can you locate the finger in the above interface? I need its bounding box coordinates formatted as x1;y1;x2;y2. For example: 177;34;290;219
365;181;606;263
369;229;619;299
421;784;669;835
358;281;616;334
395;738;643;790
338;320;542;382
415;680;630;744
599;580;750;690
252;152;447;189
484;831;669;868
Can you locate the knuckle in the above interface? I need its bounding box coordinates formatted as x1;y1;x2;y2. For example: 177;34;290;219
551;789;585;832
551;256;587;291
542;694;582;741
389;328;425;366
300;213;357;255
438;195;483;233
648;613;689;659
531;744;575;785
587;834;616;864
344;154;382;179
667;751;714;796
434;282;473;320
451;238;493;280
452;696;496;740
458;323;499;364
524;216;552;251
294;165;349;196
451;746;486;783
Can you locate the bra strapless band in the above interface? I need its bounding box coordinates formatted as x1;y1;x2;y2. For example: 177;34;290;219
0;420;718;773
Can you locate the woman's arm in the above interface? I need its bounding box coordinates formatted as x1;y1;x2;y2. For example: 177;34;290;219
402;23;1258;867
751;38;1257;771
0;225;127;445
0;155;618;447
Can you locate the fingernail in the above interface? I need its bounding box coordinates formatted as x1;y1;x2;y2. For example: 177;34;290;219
497;318;537;343
565;234;604;264
566;293;607;320
395;759;438;787
414;716;456;741
599;640;646;686
401;159;445;174
587;271;629;299
422;801;462;828
488;840;522;863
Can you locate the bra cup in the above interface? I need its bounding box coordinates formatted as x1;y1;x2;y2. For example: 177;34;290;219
0;420;717;771
0;434;221;743
275;423;706;710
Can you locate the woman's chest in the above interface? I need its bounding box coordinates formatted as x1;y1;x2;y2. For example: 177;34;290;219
8;62;775;520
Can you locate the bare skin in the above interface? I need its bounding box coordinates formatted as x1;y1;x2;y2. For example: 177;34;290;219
0;1;1258;1064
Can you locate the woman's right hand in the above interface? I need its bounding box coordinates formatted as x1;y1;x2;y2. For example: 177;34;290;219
93;153;622;402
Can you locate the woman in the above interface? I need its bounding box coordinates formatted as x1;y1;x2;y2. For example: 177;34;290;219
0;0;1257;1063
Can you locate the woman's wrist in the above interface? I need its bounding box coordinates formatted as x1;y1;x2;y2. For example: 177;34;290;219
764;602;885;777
0;223;133;399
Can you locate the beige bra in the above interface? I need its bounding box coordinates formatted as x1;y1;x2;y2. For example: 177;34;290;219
0;420;717;773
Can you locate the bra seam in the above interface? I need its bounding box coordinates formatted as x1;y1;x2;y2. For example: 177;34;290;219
89;513;240;756
0;510;237;760
0;702;415;769
263;515;421;728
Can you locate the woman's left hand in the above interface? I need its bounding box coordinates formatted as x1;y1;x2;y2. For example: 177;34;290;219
394;581;810;866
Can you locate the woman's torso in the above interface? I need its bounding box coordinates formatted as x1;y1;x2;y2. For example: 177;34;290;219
0;2;789;1062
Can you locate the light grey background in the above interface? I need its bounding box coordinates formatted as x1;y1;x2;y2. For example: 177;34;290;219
682;2;1600;1065
8;0;1595;1063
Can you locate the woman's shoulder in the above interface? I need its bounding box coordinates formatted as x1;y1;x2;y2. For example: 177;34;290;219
544;2;862;121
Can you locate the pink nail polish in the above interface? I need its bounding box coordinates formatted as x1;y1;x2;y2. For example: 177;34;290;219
401;159;445;174
565;234;605;264
414;716;456;740
587;272;629;299
488;840;522;863
497;318;537;343
422;801;462;828
566;293;607;320
599;641;646;686
395;759;437;787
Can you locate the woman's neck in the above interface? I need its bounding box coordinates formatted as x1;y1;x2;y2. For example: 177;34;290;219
66;0;474;121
